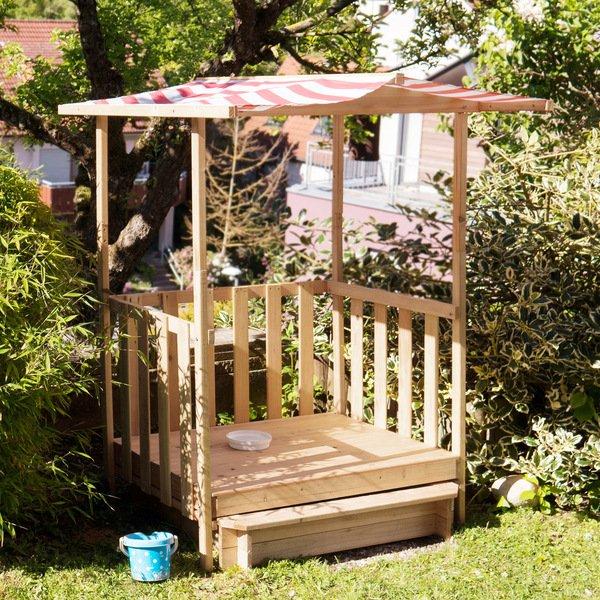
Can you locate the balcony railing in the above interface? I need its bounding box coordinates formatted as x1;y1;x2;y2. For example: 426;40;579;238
302;142;444;204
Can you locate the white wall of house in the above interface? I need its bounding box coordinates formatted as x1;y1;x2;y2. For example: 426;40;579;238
10;138;73;182
6;132;174;250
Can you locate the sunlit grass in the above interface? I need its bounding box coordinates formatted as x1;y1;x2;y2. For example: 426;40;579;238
1;509;598;599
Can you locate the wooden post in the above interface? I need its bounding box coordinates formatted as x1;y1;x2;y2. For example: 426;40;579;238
331;114;345;414
451;112;468;524
96;115;114;489
191;117;213;571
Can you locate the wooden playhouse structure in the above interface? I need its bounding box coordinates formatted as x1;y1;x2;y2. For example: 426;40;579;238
59;74;551;570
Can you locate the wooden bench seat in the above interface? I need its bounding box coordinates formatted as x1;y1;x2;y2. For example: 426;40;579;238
218;481;458;568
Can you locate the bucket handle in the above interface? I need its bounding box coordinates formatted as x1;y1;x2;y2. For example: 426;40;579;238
118;534;178;557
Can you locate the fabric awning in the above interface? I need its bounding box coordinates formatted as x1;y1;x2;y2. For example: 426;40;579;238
58;73;552;118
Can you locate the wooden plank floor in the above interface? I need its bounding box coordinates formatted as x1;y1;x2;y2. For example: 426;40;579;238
115;413;457;517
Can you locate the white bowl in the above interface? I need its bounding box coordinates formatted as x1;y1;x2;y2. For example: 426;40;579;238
226;430;272;451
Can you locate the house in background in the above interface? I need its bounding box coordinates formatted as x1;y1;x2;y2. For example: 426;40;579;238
0;19;178;250
249;1;487;235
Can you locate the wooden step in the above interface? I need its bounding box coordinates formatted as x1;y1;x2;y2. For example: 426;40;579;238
218;482;458;569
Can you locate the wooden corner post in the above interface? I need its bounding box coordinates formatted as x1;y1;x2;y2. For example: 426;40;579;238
451;112;468;524
331;114;345;414
96;115;114;490
191;117;214;571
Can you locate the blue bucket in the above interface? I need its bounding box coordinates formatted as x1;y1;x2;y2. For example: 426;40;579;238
119;532;178;582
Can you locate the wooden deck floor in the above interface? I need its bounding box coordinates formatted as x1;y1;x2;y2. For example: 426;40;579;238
115;413;457;517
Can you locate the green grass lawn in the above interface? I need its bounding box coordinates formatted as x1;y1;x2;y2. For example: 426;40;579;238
1;507;598;600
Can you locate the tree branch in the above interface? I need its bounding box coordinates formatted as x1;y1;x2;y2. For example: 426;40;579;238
280;0;358;36
0;97;90;160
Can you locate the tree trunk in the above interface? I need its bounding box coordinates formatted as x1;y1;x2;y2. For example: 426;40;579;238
348;115;380;161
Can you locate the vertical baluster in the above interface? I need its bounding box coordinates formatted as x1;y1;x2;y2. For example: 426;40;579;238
332;296;345;414
127;314;139;437
163;294;180;431
118;312;131;482
207;289;216;426
397;309;413;438
373;303;388;429
156;314;172;505
233;287;250;423
350;298;364;421
137;315;151;495
298;285;315;415
177;321;194;519
424;314;440;446
266;285;282;419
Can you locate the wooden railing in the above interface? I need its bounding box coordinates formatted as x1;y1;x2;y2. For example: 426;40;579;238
106;278;454;519
327;281;453;444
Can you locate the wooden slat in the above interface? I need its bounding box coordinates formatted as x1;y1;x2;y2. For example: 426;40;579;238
219;482;458;531
137;316;151;495
424;314;440;447
220;510;442;568
331;113;345;414
207;289;216;426
233;287;250;423
156;315;172;506
163;294;180;432
212;280;328;303
126;315;139;437
118;315;131;482
373;303;388;429
327;281;453;320
350;298;363;421
265;285;282;419
451;112;468;524
298;285;314;415
110;279;328;308
191;117;213;570
397;309;413;438
96;115;114;489
177;322;194;519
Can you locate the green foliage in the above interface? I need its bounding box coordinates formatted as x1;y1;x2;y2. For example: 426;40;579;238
508;420;600;514
5;0;76;19
0;166;101;542
463;128;600;514
474;0;600;140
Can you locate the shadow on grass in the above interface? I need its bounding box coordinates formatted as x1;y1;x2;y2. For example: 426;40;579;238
0;484;208;580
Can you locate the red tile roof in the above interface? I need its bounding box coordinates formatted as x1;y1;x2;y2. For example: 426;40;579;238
0;19;75;90
0;19;142;135
0;18;75;59
0;20;75;136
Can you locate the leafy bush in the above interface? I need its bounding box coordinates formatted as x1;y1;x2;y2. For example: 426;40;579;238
463;127;600;513
0;166;101;542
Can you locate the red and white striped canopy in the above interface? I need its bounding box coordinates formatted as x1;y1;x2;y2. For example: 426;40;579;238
58;73;552;118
